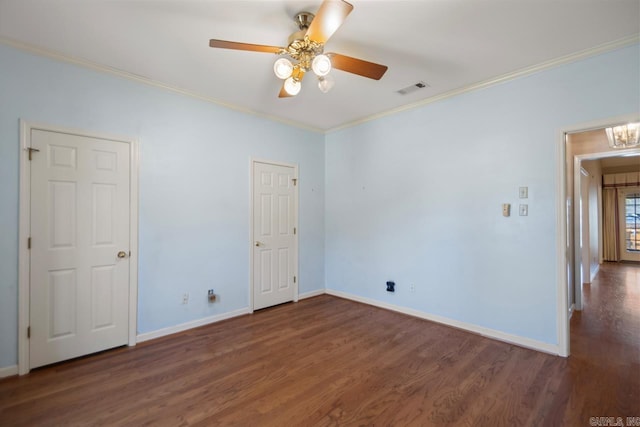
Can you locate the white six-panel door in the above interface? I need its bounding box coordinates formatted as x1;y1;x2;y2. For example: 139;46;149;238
252;161;297;310
29;129;131;369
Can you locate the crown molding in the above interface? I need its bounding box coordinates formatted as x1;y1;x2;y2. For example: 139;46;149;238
1;34;638;135
326;34;640;134
0;36;324;134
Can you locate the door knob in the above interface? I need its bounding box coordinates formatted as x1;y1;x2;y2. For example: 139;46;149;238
117;251;128;259
255;241;263;247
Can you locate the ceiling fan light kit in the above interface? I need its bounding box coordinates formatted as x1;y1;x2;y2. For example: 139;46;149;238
311;54;331;77
209;0;388;98
317;75;335;93
284;77;302;96
273;58;294;79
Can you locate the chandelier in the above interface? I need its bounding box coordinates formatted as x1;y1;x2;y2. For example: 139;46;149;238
605;122;640;148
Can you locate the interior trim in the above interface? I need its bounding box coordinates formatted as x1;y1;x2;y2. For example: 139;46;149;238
0;37;324;134
1;34;637;135
0;365;18;379
136;290;320;343
556;113;640;358
327;35;640;133
7;284;562;372
17;120;140;375
298;289;325;300
137;307;252;343
326;289;560;356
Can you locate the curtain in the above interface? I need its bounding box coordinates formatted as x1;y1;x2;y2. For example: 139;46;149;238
602;172;640;261
602;187;618;261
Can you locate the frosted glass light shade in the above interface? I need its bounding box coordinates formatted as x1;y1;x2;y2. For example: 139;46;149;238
284;77;301;96
274;58;293;79
606;123;640;148
317;75;334;93
312;54;331;77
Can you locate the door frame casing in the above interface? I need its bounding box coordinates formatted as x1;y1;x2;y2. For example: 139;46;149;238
18;120;139;375
574;166;591;311
557;112;640;358
249;158;299;312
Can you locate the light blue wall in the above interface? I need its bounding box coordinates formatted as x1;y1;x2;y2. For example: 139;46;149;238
1;41;638;370
325;44;639;345
0;44;325;368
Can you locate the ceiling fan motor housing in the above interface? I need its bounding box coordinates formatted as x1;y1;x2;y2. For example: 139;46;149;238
294;12;314;30
283;11;325;72
283;12;325;72
287;30;308;47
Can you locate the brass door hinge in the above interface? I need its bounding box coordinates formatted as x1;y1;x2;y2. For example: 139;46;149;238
293;227;296;235
292;178;297;186
27;326;30;339
28;237;31;249
27;147;40;161
293;276;296;284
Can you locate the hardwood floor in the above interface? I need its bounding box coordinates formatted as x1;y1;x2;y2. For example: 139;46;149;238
1;263;638;426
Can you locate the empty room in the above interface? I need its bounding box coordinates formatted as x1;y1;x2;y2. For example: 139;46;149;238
0;0;639;425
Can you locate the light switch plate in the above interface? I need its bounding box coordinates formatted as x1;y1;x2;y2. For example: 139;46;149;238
502;203;511;217
519;204;528;216
519;187;528;198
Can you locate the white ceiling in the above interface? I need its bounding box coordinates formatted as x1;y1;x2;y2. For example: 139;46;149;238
1;0;638;131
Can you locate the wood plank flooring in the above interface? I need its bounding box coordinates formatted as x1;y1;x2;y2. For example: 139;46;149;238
1;262;638;426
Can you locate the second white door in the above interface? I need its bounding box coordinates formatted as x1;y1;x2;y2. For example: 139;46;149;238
252;161;298;310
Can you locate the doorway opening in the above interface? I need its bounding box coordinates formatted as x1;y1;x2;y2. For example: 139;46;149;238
559;114;640;357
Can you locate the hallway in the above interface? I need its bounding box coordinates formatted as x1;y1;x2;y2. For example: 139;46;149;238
567;262;640;422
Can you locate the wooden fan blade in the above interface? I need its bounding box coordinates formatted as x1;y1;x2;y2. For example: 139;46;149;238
305;0;353;44
278;70;306;98
328;53;388;80
209;39;282;54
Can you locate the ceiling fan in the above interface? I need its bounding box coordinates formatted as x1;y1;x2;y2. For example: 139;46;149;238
209;0;388;98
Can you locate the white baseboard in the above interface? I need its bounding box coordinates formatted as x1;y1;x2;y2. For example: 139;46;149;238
136;290;324;345
132;288;559;355
0;364;18;379
298;289;325;300
325;289;560;356
136;307;251;343
3;290;558;376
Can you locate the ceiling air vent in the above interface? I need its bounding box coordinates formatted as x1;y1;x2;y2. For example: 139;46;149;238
397;81;429;95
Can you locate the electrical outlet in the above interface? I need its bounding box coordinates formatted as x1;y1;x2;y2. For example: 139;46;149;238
182;293;189;304
386;281;395;292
